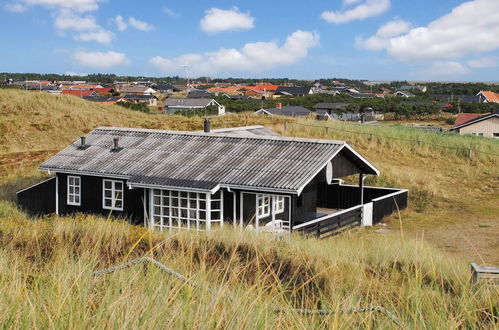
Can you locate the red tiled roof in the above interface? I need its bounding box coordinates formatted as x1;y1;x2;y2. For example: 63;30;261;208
62;90;96;97
93;88;113;94
453;113;490;127
479;91;499;103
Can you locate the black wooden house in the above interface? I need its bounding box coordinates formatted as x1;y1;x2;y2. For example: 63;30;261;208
17;127;407;237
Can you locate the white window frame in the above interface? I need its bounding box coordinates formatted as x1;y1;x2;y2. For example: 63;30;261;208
150;189;222;231
67;175;81;206
472;132;484;136
274;195;285;214
257;194;271;218
102;179;124;211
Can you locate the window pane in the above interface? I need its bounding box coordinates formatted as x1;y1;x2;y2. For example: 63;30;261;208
116;191;123;200
180;191;187;198
181;199;187;207
153;196;160;205
199;201;206;210
104;181;112;189
75;187;80;195
69;186;74;194
199;211;206;220
162;197;169;206
153;206;161;215
189;192;196;199
105;199;112;207
115;182;123;190
212;201;220;209
115;200;122;208
172;198;178;207
211;211;220;220
75;196;80;204
75;178;80;185
189;210;196;219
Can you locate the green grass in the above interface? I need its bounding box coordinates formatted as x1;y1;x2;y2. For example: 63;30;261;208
0;201;497;328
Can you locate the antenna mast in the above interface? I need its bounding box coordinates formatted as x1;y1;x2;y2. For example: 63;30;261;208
181;63;190;87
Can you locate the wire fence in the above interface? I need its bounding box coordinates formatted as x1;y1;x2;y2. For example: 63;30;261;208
93;256;410;329
287;121;499;158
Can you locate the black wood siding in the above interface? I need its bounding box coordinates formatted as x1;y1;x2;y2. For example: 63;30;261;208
17;177;56;216
57;173;144;225
291;179;317;226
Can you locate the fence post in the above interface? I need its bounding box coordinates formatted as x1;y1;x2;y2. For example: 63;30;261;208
417;140;421;147
467;149;473;159
284;120;288;131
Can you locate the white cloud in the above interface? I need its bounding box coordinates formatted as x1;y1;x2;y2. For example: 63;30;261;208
112;15;127;31
360;0;499;62
7;0;116;44
128;17;154;31
73;51;130;69
22;0;104;12
467;56;498;68
163;8;179;18
356;19;411;50
65;71;87;76
414;61;470;79
343;0;362;5
200;7;254;34
54;13;100;31
3;2;27;12
321;0;390;24
75;30;114;44
149;30;319;76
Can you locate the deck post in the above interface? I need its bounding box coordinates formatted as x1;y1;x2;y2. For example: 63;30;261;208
359;173;365;205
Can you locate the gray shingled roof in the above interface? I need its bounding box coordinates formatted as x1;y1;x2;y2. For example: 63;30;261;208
163;98;214;108
256;106;311;117
208;125;280;137
39;127;378;193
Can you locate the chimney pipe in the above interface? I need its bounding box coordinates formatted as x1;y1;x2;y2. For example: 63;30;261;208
80;136;86;148
204;118;210;133
275;102;282;109
113;138;119;150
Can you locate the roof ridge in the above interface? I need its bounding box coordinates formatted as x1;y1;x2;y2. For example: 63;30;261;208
92;126;346;145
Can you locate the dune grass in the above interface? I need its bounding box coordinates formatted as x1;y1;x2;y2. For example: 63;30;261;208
0;201;497;328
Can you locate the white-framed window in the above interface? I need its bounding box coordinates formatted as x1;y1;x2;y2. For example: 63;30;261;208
257;194;271;218
493;133;499;138
67;176;81;206
472;132;484;136
274;195;285;214
103;179;124;211
150;189;222;231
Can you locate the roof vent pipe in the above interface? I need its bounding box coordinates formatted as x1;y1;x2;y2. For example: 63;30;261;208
204;118;210;133
113;138;119;150
80;136;86;148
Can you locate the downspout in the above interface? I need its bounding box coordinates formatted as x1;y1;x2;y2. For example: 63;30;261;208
54;172;59;215
359;174;367;205
227;188;237;227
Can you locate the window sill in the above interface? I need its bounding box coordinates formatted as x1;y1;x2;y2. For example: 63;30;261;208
103;206;124;211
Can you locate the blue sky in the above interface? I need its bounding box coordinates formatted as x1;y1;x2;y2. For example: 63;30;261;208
1;0;499;81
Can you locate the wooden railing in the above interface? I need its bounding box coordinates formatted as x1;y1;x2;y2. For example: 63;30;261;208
371;189;408;224
293;205;362;239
